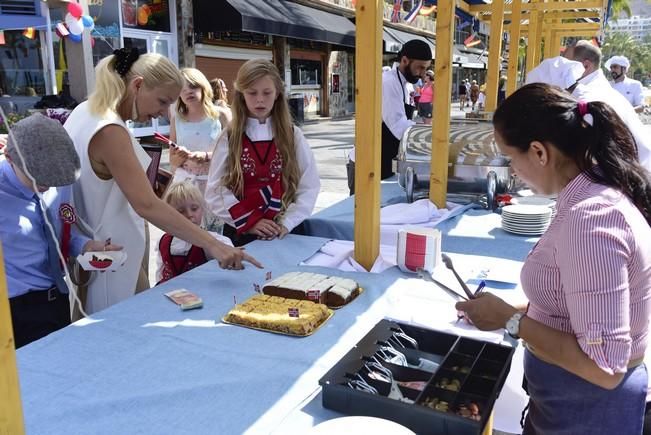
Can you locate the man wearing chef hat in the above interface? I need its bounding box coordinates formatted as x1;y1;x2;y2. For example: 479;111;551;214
605;55;645;113
525;40;651;171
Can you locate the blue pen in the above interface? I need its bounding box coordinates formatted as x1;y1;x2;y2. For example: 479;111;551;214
474;280;486;297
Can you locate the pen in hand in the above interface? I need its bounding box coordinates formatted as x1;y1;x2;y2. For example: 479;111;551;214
474;280;486;297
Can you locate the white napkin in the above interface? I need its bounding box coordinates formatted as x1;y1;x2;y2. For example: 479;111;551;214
380;199;442;224
301;240;397;273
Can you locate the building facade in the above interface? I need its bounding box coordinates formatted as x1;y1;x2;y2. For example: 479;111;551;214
608;15;651;42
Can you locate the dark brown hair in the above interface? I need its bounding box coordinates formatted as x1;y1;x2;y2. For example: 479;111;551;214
493;82;651;224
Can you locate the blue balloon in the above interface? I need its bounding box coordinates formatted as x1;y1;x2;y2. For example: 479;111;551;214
68;32;82;42
81;15;94;28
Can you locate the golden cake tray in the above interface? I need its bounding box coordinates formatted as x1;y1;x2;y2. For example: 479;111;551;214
221;309;334;337
328;287;364;310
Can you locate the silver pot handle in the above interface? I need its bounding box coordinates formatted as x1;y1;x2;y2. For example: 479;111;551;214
487;170;498;210
405;166;415;204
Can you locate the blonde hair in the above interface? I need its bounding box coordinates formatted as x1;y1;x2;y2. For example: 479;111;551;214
176;68;219;121
223;59;299;222
162;181;206;210
88;53;184;116
210;77;228;105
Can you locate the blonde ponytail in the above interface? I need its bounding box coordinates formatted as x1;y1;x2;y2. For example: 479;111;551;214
88;53;184;117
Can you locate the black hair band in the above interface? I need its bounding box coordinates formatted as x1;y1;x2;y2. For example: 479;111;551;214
113;47;140;77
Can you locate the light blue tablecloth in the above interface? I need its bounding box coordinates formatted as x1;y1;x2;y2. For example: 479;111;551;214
304;180;537;261
17;233;528;434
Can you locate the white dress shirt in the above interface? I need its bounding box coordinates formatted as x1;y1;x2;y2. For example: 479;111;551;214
349;67;414;163
205;117;320;233
611;77;644;107
574;69;651;170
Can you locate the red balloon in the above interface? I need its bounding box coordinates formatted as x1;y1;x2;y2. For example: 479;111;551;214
67;2;83;19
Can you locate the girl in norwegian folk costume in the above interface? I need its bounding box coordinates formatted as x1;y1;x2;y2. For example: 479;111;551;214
156;182;233;284
206;59;320;246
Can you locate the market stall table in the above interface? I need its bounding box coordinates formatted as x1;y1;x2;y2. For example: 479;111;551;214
16;233;528;435
303;180;537;261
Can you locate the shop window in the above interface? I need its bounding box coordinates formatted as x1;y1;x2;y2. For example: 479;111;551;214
290;59;321;86
0;30;46;96
121;0;170;32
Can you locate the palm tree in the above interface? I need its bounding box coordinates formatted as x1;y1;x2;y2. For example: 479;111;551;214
610;0;632;18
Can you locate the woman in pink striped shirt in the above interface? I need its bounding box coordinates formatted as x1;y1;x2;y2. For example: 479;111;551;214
457;83;651;434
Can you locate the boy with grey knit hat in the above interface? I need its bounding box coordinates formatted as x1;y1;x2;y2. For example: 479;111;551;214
0;113;121;348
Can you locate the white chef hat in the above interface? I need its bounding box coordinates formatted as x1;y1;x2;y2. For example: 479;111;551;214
604;55;631;69
525;56;585;90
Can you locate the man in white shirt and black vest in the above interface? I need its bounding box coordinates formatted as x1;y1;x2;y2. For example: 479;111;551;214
346;39;432;194
605;55;645;113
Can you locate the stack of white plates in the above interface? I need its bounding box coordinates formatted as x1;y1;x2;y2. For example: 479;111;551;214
502;204;553;236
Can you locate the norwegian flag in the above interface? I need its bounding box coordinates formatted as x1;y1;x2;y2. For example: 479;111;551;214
404;0;423;24
288;307;300;318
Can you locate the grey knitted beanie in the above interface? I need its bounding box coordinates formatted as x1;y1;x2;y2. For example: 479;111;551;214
6;113;80;187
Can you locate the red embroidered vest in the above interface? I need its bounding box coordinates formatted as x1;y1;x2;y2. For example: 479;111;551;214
158;234;208;284
228;134;284;234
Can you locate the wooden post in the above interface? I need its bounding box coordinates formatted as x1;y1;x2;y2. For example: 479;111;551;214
525;0;539;73
353;0;382;270
533;10;545;65
506;0;522;96
485;0;505;112
429;0;454;207
482;412;495;435
0;242;25;435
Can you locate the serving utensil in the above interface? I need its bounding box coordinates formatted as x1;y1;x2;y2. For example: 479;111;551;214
441;254;475;300
416;268;468;301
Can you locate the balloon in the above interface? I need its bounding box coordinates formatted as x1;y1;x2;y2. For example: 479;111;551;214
81;15;94;29
67;2;83;19
66;13;84;35
68;33;82;43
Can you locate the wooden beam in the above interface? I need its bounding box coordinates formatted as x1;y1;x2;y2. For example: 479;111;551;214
514;22;601;33
507;0;523;96
534;9;544;65
550;29;600;37
485;0;505;112
429;0;454;208
470;0;603;13
455;0;471;14
482;10;600;21
525;1;540;73
353;0;382;270
0;241;25;435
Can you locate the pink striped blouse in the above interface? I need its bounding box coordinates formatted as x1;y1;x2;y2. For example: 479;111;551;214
521;171;651;375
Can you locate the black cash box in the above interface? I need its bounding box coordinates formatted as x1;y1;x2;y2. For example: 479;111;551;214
319;319;516;435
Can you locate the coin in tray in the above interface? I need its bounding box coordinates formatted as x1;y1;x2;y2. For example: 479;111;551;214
223;294;333;337
77;251;128;272
262;271;362;308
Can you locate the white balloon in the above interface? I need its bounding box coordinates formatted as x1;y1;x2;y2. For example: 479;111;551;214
65;13;84;35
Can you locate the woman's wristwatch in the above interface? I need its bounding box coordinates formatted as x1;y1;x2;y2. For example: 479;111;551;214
505;312;525;339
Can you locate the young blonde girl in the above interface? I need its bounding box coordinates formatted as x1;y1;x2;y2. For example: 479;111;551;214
156;182;233;284
205;59;320;246
210;77;233;128
169;68;221;194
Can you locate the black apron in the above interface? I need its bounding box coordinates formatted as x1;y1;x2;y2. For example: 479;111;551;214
381;69;415;179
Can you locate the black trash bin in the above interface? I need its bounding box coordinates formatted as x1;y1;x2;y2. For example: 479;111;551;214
288;95;304;126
